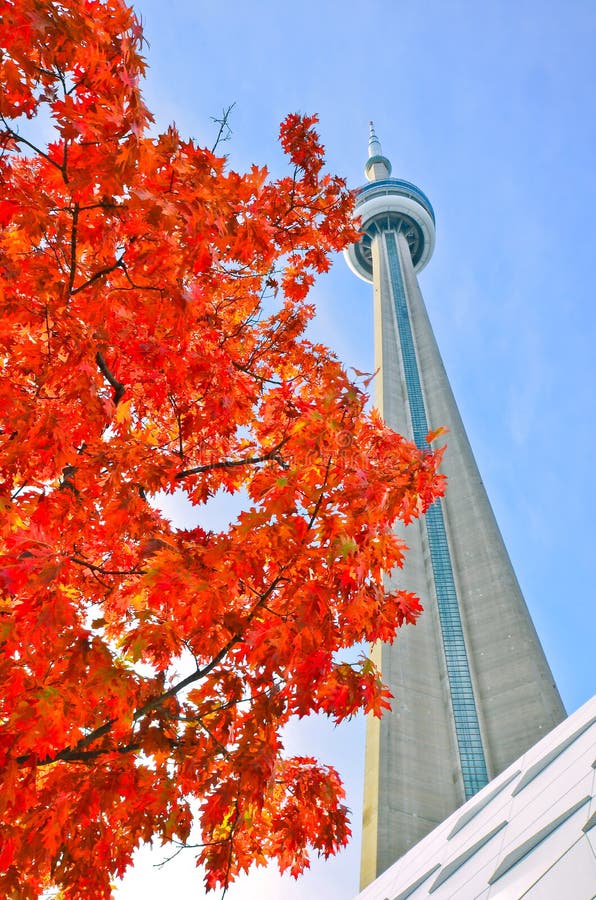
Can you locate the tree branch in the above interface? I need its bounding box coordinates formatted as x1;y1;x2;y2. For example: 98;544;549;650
69;557;144;577
95;351;126;405
71;256;124;296
176;441;288;480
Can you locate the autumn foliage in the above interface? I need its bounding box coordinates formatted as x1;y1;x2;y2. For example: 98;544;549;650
0;1;445;896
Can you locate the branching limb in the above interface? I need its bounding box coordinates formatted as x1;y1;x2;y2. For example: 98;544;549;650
69;557;144;577
210;103;236;154
155;837;230;869
0;116;64;175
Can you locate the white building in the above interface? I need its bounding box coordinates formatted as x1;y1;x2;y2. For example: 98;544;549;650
355;694;596;899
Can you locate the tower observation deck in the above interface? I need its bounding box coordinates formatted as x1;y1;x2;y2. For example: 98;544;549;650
346;125;566;888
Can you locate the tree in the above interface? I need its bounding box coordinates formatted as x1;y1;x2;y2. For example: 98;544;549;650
0;1;445;896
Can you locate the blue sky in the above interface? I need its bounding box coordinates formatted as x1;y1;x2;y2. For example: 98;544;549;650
115;1;596;896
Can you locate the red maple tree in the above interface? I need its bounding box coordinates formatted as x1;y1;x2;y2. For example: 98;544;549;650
0;1;445;896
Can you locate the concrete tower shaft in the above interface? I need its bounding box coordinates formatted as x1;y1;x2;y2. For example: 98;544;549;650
345;129;566;889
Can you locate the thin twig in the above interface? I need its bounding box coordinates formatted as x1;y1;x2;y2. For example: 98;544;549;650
169;395;184;458
67;203;79;294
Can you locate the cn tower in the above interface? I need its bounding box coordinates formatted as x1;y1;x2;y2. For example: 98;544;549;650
345;125;565;888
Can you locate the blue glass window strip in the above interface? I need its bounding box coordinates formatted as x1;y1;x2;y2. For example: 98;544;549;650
384;231;489;799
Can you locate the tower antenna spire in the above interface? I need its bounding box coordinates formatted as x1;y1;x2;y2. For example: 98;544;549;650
368;120;383;158
364;120;392;181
